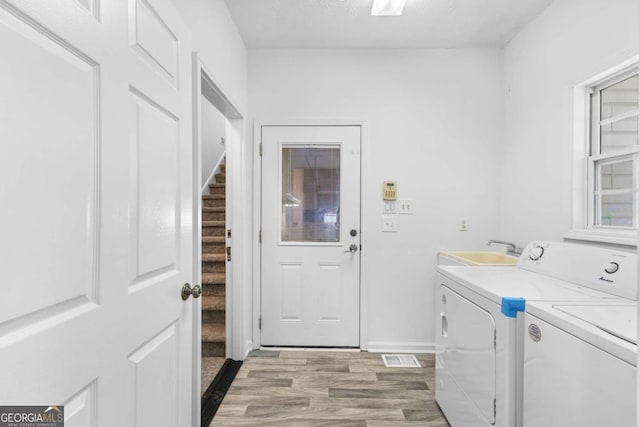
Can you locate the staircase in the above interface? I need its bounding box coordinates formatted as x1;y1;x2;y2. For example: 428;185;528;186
201;164;226;390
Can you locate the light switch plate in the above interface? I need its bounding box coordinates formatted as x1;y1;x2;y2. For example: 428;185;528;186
383;200;397;214
398;199;413;215
382;217;397;232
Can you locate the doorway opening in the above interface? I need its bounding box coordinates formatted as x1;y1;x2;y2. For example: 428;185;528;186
199;92;227;391
192;56;243;425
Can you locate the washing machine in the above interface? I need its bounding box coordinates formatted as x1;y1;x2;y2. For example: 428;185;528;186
435;241;637;427
522;301;637;426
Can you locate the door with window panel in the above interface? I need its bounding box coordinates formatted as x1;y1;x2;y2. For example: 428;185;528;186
261;126;361;347
590;72;639;228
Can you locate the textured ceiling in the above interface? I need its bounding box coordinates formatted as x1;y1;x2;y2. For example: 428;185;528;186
224;0;554;49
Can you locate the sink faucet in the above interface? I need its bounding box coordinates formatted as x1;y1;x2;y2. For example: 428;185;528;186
487;240;522;256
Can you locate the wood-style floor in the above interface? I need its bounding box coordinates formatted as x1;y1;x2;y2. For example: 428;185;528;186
211;350;450;426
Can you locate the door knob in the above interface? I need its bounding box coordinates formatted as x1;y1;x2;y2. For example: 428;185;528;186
344;244;358;253
181;283;202;300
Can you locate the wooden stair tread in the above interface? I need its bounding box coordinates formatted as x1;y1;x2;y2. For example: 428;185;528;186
202;221;225;227
202;272;225;284
202;294;225;311
202;323;225;343
202;207;225;212
209;183;225;188
202;284;225;296
203;253;225;262
202;236;225;243
202;194;225;200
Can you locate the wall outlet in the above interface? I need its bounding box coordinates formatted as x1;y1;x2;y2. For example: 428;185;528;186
398;199;413;215
382;217;397;232
460;219;468;231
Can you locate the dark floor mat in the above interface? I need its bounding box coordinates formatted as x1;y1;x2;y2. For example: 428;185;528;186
201;358;243;427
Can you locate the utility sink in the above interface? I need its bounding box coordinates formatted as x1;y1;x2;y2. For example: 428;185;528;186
439;251;519;266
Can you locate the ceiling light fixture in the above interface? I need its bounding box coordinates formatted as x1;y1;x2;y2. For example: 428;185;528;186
371;0;407;16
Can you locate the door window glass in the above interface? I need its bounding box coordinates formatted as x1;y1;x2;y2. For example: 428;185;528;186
281;146;340;242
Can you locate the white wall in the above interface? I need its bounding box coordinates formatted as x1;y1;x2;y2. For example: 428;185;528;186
499;0;638;246
200;96;226;189
249;49;504;350
173;0;248;113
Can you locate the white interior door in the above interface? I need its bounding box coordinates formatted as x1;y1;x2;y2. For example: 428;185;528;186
261;125;361;347
0;1;195;425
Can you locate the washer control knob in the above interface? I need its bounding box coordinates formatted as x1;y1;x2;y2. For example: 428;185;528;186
604;262;619;274
529;246;544;261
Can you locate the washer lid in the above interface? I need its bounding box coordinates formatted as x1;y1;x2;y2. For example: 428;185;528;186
554;304;637;345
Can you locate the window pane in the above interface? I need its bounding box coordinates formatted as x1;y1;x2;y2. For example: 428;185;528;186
598;193;634;227
600;74;638;120
599;159;634;190
595;157;636;228
281;147;340;242
600;115;638;153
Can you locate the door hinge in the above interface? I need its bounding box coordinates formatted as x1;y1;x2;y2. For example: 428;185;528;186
259;316;262;330
259;143;263;156
226;246;231;262
259;229;262;243
493;398;497;417
494;330;497;349
227;229;232;238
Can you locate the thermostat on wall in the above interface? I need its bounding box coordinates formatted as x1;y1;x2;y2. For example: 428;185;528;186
383;181;397;201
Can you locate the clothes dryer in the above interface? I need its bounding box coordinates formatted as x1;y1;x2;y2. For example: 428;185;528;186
435;241;636;427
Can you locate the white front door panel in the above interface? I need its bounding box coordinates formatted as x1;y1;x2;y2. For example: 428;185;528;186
261;126;361;347
523;313;636;427
438;285;496;425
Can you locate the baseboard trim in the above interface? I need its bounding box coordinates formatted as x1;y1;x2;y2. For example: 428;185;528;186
366;341;435;353
259;346;361;352
242;343;435;355
241;338;257;360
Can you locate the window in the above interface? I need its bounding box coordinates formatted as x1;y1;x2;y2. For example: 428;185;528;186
281;146;341;242
589;72;638;228
567;61;639;246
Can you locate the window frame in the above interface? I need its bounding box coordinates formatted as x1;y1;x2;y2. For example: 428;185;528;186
566;58;639;246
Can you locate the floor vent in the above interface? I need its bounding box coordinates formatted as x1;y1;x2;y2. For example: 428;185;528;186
381;354;421;368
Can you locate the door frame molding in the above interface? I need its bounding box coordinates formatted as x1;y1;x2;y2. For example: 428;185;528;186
191;53;244;424
252;120;369;351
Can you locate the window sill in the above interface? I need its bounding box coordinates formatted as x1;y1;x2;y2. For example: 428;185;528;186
564;229;637;247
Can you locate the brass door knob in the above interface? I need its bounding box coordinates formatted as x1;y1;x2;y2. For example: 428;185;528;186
181;283;202;300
